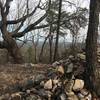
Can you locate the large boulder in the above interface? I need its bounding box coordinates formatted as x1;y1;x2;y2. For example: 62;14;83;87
77;53;86;60
73;79;84;91
77;89;92;100
44;79;53;90
0;49;8;64
66;63;74;73
57;66;64;74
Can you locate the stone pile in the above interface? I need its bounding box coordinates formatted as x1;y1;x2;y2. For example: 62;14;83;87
0;53;99;100
0;72;92;100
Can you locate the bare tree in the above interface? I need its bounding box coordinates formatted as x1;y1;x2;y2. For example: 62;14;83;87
84;0;99;95
53;0;62;61
31;30;40;63
45;0;87;62
39;33;49;62
0;0;48;63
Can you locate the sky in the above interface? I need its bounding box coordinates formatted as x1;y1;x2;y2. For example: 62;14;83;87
0;0;90;42
10;0;90;14
62;0;90;42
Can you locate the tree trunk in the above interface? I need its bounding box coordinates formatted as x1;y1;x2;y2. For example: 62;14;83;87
32;35;39;64
49;22;53;63
0;6;24;64
49;34;53;63
4;33;24;63
34;45;37;63
39;34;49;62
1;27;23;64
85;0;99;93
2;17;24;63
53;0;62;62
71;34;78;56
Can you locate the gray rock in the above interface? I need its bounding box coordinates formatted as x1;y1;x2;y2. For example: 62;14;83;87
40;81;45;87
69;55;74;60
65;80;74;93
53;79;59;85
34;74;45;85
85;93;92;100
78;94;92;100
26;95;38;100
52;61;60;66
77;53;85;60
57;66;64;74
66;63;74;73
11;93;22;100
60;93;67;100
66;92;79;100
73;79;84;91
64;79;79;100
44;79;52;90
81;89;89;95
77;93;84;99
26;89;31;94
52;85;58;92
45;91;52;100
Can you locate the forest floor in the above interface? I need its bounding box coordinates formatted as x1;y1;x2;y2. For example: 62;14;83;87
0;63;50;94
0;55;100;99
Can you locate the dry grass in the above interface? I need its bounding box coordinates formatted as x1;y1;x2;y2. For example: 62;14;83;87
0;64;50;94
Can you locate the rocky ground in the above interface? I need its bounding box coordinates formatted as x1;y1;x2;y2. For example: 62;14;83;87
0;53;100;100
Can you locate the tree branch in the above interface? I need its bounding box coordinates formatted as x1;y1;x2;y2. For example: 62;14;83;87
12;13;48;38
6;0;41;24
12;24;49;38
4;0;13;16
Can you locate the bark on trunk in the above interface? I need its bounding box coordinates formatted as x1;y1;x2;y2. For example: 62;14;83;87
53;0;62;61
49;24;53;63
4;33;24;63
49;35;53;63
0;6;24;64
39;34;49;62
85;0;99;94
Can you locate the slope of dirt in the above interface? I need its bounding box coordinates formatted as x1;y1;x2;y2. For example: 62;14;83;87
0;64;50;95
